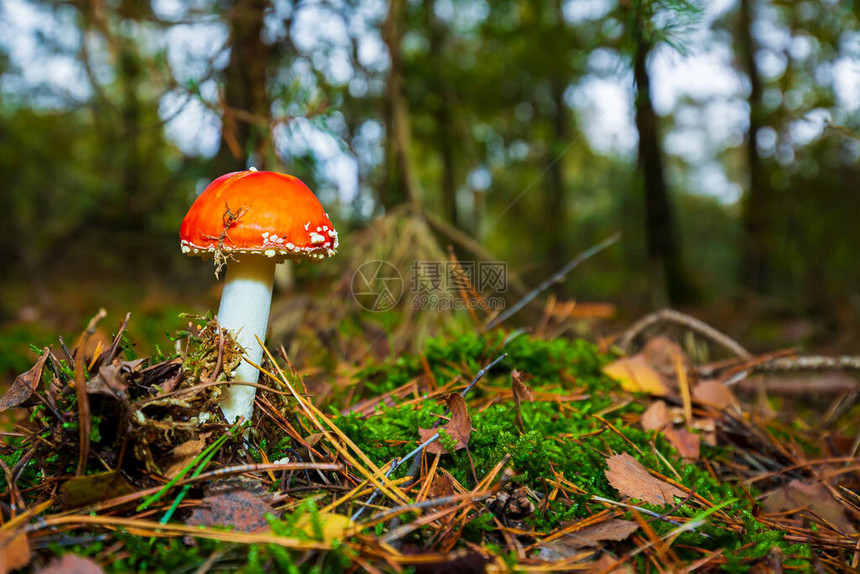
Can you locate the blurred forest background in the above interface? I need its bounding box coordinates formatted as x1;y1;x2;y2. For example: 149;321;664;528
0;0;858;376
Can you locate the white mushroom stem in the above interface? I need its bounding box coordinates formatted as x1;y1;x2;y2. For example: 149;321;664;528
216;255;277;424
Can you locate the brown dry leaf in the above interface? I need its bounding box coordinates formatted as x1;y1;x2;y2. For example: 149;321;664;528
764;480;853;533
417;428;446;455
693;380;737;410
512;370;535;403
642;400;700;458
512;370;535;432
0;531;30;573
642;336;689;373
59;471;135;510
186;488;276;532
35;554;103;574
664;427;701;460
418;394;472;455
538;519;639;561
641;400;669;431
148;359;184;394
554;301;616;319
605;452;684;506
0;351;49;413
603;355;669;396
304;433;325;447
443;394;472;447
426;472;455;501
86;358;145;401
163;437;208;479
693;418;717;446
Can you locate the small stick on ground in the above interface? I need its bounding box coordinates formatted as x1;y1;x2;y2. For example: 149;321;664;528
753;356;860;373
58;335;75;369
75;308;107;477
619;308;752;360
487;233;620;330
101;312;132;366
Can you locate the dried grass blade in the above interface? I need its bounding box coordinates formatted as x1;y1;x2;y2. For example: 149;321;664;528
35;515;330;549
253;340;411;505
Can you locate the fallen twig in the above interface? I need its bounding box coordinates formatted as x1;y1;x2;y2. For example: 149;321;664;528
486;233;620;329
620;308;752;359
753;355;860;372
75;308;107;476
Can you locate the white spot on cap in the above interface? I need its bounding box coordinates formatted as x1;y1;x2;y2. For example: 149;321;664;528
304;222;310;230
262;232;270;238
249;166;258;172
264;249;276;257
310;232;326;245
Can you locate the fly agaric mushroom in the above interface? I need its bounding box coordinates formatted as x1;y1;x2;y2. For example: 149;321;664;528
180;168;338;424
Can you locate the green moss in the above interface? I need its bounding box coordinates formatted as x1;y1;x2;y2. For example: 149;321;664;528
333;332;816;567
348;331;618;402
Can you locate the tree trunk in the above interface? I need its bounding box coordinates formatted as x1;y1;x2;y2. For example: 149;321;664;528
633;29;686;305
540;0;571;280
544;73;569;278
438;106;457;225
117;46;144;227
215;0;272;173
425;0;458;226
380;0;421;210
738;0;770;294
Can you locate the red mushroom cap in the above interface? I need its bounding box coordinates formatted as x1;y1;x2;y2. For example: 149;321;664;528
180;169;338;261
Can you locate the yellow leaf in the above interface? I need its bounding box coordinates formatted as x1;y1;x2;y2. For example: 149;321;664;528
603;355;668;396
294;513;352;544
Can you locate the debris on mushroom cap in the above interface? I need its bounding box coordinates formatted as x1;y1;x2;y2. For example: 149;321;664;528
179;169;339;263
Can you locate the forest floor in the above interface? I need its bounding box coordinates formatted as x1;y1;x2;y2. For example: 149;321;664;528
2;306;860;573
